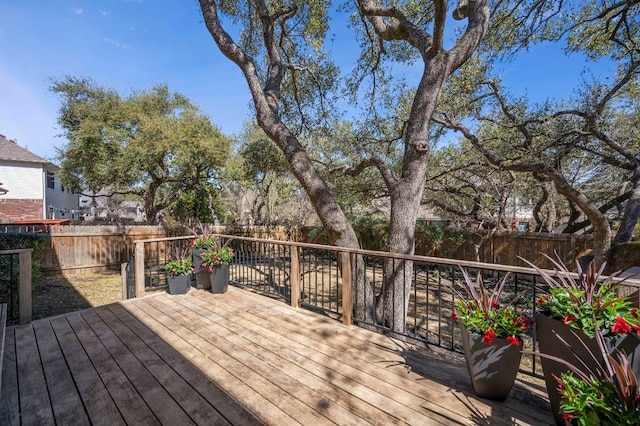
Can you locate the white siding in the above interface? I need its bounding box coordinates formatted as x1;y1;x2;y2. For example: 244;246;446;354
0;162;43;199
44;168;80;220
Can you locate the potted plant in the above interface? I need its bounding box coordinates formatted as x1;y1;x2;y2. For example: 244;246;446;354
538;327;640;425
452;267;530;401
164;248;194;295
523;254;640;425
189;223;219;289
200;240;235;294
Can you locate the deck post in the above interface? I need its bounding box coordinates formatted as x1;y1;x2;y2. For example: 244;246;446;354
135;241;145;298
290;245;300;309
340;251;352;326
18;249;32;324
121;263;127;300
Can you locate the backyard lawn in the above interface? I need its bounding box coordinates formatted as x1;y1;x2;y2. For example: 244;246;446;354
32;271;123;320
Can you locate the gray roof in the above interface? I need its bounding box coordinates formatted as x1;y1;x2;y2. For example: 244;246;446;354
0;133;49;164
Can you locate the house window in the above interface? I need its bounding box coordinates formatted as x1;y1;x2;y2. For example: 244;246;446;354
46;171;55;189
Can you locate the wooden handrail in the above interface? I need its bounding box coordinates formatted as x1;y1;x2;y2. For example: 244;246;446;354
133;235;197;244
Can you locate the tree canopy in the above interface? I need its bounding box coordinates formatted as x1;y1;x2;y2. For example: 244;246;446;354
52;77;232;224
195;0;639;328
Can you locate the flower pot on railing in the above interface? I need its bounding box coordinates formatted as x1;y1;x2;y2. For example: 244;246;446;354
167;274;191;295
459;323;522;402
209;264;229;294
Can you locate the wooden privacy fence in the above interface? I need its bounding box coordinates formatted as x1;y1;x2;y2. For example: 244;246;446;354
41;226;168;273
39;225;303;273
415;231;593;270
0;224;595;273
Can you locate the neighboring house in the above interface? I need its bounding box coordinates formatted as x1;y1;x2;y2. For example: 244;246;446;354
0;134;79;222
78;193;145;223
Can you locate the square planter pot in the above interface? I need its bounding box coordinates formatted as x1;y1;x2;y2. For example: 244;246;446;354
535;313;640;425
167;274;190;295
192;249;205;271
209;264;229;294
460;323;522;402
195;269;211;289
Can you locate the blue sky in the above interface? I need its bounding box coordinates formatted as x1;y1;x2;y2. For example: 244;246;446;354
0;1;613;161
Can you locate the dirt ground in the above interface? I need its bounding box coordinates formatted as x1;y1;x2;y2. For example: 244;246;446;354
32;271;123;321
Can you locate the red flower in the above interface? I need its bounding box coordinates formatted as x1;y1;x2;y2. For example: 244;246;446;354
483;329;496;345
536;295;550;305
451;312;458;322
632;309;639;319
552;374;565;391
208;267;213;273
563;315;577;325
506;335;519;346
520;316;531;331
190;239;195;247
612;317;633;334
633;325;640;336
561;412;573;421
490;300;500;309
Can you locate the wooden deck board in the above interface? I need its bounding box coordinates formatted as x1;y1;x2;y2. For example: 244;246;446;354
15;325;55;426
211;288;553;425
157;295;396;426
191;288;550;426
48;316;125;426
100;303;259;426
65;313;159;425
91;306;232;426
1;286;554;425
32;321;90;426
0;328;19;426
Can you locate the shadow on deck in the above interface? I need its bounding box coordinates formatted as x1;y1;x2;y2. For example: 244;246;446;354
1;286;554;425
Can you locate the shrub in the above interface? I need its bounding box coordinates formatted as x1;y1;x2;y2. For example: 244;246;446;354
0;232;50;283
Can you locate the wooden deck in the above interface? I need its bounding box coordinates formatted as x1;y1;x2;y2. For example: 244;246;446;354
1;286;554;425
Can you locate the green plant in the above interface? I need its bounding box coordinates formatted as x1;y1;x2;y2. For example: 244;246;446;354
0;232;50;283
539;328;640;425
164;247;194;276
200;239;235;270
189;222;218;250
192;235;218;250
452;267;530;345
524;254;640;338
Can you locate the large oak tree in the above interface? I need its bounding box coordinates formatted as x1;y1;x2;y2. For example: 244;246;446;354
52;77;232;224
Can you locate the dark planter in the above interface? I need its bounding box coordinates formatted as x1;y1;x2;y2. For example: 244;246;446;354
192;249;205;271
209;264;229;294
535;313;640;425
195;270;211;289
167;274;190;295
459;323;522;402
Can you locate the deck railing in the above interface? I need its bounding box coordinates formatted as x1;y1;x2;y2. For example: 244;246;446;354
130;234;640;378
0;249;33;325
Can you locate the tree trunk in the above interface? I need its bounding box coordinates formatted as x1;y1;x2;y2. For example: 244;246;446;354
550;171;611;265
379;60;448;333
613;167;640;247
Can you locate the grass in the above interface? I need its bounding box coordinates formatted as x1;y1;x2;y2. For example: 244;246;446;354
32;270;123;321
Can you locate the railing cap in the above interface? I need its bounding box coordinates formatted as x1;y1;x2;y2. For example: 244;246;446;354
0;248;33;255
